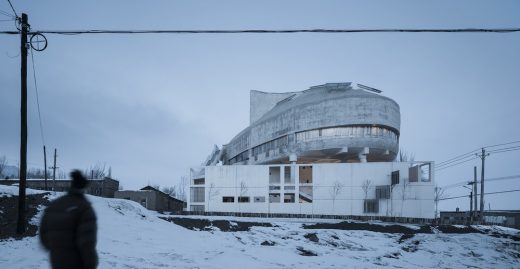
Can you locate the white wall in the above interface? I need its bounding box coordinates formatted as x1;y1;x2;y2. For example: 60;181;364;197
188;162;435;219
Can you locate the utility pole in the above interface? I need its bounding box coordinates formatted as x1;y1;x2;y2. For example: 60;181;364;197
476;148;489;221
43;146;48;190
16;13;29;235
469;191;473;221
462;185;472;224
51;148;57;191
473;166;477;219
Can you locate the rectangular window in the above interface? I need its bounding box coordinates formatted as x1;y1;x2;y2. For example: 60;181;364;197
376;185;391;199
363;199;379;213
222;196;234;203
269;166;281;184
193;178;205;185
299;166;313;184
391;171;400;185
269;193;280;203
238;196;250;203
284;166;293;184
269;186;280;191
190;187;205;203
190;205;204;212
284;193;295;203
409;166;420;182
254;196;265;203
284;186;295;190
420;164;431;182
299;186;313;203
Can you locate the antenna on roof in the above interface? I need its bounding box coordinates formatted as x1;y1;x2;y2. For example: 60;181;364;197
357;84;382;94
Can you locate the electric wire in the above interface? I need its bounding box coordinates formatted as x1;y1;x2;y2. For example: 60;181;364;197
436;156;479;171
440;175;520;189
436;149;480;166
0;8;14;18
435;141;520;171
487;146;520;154
483;140;520;149
440;189;520;201
5;0;17;18
0;27;519;35
29;45;46;146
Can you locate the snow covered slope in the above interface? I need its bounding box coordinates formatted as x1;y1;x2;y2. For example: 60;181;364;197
0;186;519;269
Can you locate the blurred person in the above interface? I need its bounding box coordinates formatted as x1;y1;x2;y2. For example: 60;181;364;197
39;170;98;269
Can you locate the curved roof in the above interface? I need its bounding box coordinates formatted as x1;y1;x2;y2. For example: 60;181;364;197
253;83;399;125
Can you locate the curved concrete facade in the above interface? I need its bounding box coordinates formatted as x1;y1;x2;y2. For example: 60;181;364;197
222;82;401;165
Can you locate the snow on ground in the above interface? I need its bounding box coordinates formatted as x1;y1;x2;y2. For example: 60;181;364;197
0;186;519;269
0;185;48;197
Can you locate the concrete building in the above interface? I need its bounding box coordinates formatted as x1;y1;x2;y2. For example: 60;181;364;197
0;177;119;198
190;162;434;218
205;83;400;166
115;186;185;213
190;82;435;219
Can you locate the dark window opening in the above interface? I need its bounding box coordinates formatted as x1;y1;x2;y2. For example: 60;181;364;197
238;196;250;203
222;196;235;203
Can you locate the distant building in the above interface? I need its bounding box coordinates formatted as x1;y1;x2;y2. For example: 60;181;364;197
189;83;436;219
440;210;520;229
115;186;185;213
0;177;119;198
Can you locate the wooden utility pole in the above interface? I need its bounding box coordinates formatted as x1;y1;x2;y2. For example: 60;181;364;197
473;166;477;219
469;191;473;220
52;148;57;191
477;148;489;221
16;13;28;235
43;146;48;190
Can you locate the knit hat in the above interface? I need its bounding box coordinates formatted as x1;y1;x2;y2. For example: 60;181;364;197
70;170;88;189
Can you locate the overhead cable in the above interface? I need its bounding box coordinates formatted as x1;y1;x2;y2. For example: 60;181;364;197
483;140;520;149
6;0;17;18
29;46;46;146
0;27;519;35
440;189;520;201
440;174;520;189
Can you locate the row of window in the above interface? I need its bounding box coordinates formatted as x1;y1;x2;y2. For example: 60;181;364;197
228;134;250;158
268;166;313;184
296;126;398;142
221;193;300;203
251;136;288;156
228;136;290;164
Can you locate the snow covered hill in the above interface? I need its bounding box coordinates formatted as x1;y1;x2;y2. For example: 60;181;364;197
0;185;519;269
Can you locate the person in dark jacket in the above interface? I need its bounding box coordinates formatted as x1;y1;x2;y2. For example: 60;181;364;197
39;170;98;269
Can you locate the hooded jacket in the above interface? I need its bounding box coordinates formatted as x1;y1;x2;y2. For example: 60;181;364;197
39;189;98;269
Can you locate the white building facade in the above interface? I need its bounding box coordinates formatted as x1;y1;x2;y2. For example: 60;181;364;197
189;162;435;219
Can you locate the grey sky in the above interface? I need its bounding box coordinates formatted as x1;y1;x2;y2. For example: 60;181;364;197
0;0;519;210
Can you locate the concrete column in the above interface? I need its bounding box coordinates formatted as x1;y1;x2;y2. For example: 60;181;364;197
358;147;369;163
289;153;297;184
289;153;297;164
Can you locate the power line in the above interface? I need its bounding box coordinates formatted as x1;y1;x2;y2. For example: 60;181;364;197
0;8;14;18
29;46;45;146
440;189;520;201
436;156;479;171
483;140;520;149
487;146;520;154
439;174;520;189
436;149;480;166
5;0;17;18
435;141;520;172
0;27;519;35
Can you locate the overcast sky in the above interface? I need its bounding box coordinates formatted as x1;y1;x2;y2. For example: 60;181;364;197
0;1;519;210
